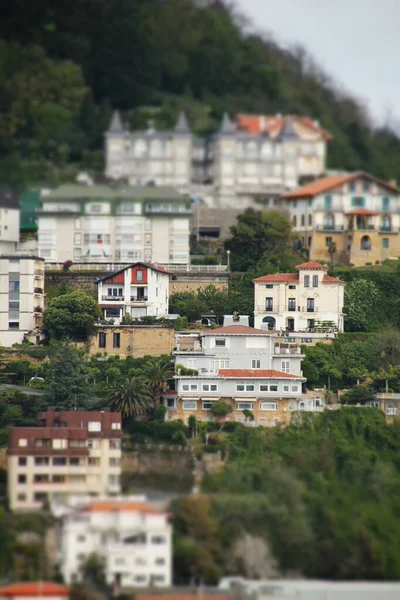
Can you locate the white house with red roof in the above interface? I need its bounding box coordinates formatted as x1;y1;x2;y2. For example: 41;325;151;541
166;322;312;426
95;262;170;322
253;261;345;333
281;171;400;266
59;496;172;589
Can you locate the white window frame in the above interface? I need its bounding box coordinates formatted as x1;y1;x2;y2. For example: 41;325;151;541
88;421;101;432
214;339;226;347
292;385;299;392
18;439;27;447
236;402;254;411
260;402;278;411
281;361;290;374
387;406;399;416
202;400;216;411
182;383;198;392
187;359;196;369
182;400;197;410
259;384;269;392
111;423;121;430
251;359;261;369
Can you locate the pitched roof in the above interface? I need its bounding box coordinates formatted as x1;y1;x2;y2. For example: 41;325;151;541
95;262;171;283
83;501;157;514
252;273;299;283
0;582;69;597
345;208;378;216
295;261;327;270
236;114;332;140
174;111;191;135
203;325;271;336
107;111;124;134
45;184;184;201
219;112;236;135
282;171;400;200
279;118;299;139
323;274;345;284
219;369;304;379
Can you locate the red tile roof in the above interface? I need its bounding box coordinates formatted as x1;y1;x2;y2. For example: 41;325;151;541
83;501;157;514
203;325;271;335
282;172;400;200
295;261;327;270
96;261;171;284
219;369;304;379
236;114;332;140
323;274;345;284
345;208;378;216
252;273;299;283
0;582;69;597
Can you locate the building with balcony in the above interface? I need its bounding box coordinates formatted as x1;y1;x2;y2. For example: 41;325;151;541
37;184;191;264
163;322;315;427
253;261;345;334
95;262;170;322
7;409;122;511
105;111;330;210
0;256;45;346
282;172;400;266
59;496;172;588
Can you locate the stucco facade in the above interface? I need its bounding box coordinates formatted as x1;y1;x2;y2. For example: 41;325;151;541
253;261;344;333
89;325;175;358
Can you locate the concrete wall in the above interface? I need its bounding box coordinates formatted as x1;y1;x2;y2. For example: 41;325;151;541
89;325;175;358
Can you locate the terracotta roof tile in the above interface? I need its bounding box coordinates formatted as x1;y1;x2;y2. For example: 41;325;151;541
323;274;345;284
203;325;271;335
236;114;331;140
252;273;299;283
295;261;327;270
345;208;378;216
283;174;354;199
219;369;304;379
0;582;69;597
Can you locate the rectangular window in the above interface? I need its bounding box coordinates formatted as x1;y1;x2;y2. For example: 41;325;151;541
363;181;369;192
289;285;296;289
74;233;81;245
182;383;198;391
202;401;215;410
308;214;312;226
260;402;277;411
74;248;82;260
18;474;26;484
99;332;106;348
17;493;26;502
236;402;254;410
202;384;218;392
88;422;101;432
34;492;48;503
236;384;245;392
260;384;269;392
53;439;67;449
9;281;20;292
246;384;255;392
283;384;290;392
34;474;49;483
111;422;121;430
265;297;273;311
136;270;143;282
292;385;299;392
109;458;120;467
281;361;290;373
325;236;332;247
109;439;121;450
183;401;197;410
187;359;196;369
35;457;49;466
251;359;261;369
288;298;296;311
89;457;100;466
324;195;332;210
382;238;389;249
18;457;27;466
52;457;67;466
351;196;365;208
18;438;27;447
304;275;310;288
265;284;273;289
270;384;278;392
382;197;390;210
113;333;120;348
215;339;226;347
312;275;319;288
307;298;315;312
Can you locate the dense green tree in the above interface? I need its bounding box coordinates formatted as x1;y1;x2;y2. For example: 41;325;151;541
43;290;101;341
343;278;382;332
47;341;91;409
141;356;172;408
108;376;153;418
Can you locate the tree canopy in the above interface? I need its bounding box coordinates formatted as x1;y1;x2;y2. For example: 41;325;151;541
42;290;101;341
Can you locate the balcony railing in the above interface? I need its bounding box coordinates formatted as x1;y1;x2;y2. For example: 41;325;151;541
302;306;318;312
34;306;43;313
101;295;124;301
130;295;148;302
265;306;274;312
316;224;344;232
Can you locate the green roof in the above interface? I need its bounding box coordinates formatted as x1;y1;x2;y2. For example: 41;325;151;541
45;184;186;202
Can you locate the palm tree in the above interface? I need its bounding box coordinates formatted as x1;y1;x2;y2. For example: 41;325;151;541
142;357;172;408
108;376;153;418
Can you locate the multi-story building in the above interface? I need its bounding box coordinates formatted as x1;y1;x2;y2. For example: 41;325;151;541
95;262;170;322
0;186;20;254
253;261;345;333
0;256;45;346
37;184;191;264
105;112;330;209
163;322;315;426
59;496;172;588
282;172;400;266
7;409;122;511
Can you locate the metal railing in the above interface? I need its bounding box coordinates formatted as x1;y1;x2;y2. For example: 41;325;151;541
130;295;148;302
44;262;228;273
101;295;124;301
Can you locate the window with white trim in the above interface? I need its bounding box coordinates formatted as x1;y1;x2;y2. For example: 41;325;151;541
53;439;67;449
387;406;399;416
292;385;299;392
281;361;290;373
18;439;27;447
111;423;121;430
251;359;261;369
260;402;277;411
215;339;226;347
270;384;278;392
236;402;254;410
183;401;197;410
210;359;230;372
283;384;290;392
88;421;101;432
182;383;198;391
236;383;255;392
202;401;216;410
187;359;196;369
202;383;218;392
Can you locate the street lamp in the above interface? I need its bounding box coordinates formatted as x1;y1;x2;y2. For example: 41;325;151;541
227;249;231;269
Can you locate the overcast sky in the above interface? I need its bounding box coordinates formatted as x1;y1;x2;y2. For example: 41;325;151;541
234;0;399;127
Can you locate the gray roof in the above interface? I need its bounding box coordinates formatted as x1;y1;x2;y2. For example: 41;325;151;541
45;184;187;202
279;118;299;139
174;111;191;135
218;113;236;135
107;111;124;135
0;187;19;209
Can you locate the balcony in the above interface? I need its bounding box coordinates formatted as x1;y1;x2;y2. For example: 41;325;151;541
130;295;148;302
101;295;124;301
380;226;399;233
34;287;43;294
316;224;344;232
302;306;318;313
265;306;274;312
34;306;43;313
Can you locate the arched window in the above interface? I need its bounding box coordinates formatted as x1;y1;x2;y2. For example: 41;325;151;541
262;316;276;330
360;235;371;250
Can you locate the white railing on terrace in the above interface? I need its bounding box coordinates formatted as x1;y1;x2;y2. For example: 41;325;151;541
44;262;228;273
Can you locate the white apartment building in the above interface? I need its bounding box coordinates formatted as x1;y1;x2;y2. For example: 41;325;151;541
0;256;45;346
37;184;191;264
7;409;122;511
0;187;20;254
59;497;172;588
105;112;330;210
163;321;313;426
96;262;170;322
253;261;345;333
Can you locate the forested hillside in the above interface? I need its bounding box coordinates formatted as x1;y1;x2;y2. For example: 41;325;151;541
1;0;400;187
